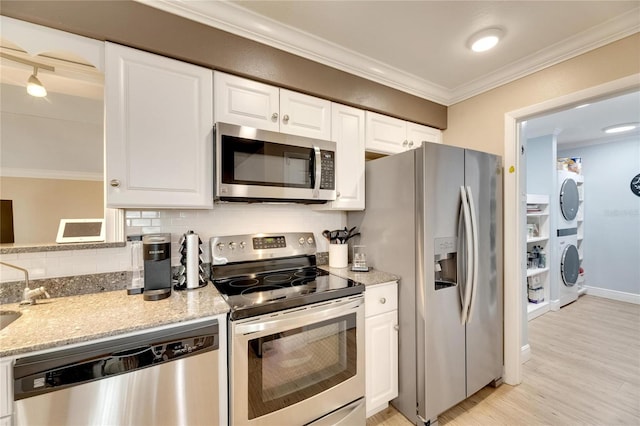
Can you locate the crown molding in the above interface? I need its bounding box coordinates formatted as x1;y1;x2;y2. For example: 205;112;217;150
138;0;451;104
138;1;639;106
448;9;640;104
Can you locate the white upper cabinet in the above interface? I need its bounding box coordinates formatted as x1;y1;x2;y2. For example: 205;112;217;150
279;89;331;140
317;103;365;210
407;121;442;147
365;111;442;155
214;71;279;132
105;42;213;208
214;72;331;139
365;112;406;154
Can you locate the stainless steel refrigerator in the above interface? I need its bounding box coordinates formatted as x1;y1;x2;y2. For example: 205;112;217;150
348;142;503;425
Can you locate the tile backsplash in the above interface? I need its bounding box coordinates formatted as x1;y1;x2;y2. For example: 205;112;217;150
0;204;345;283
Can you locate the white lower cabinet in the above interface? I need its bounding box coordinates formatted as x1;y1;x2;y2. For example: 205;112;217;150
364;281;398;417
0;357;13;425
105;42;214;208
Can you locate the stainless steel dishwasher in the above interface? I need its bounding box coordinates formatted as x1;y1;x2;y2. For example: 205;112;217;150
13;319;220;425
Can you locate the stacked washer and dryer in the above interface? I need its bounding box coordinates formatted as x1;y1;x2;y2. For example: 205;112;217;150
556;170;581;307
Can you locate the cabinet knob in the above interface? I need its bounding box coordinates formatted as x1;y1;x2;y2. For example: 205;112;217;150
109;179;121;188
394;325;399;331
402;140;408;147
271;113;279;121
408;141;414;147
380;297;386;304
282;114;290;123
336;191;341;198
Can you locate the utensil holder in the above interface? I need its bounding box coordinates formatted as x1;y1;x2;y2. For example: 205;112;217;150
329;244;348;268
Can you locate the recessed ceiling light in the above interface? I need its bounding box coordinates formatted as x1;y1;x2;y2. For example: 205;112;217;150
602;123;638;134
468;28;504;53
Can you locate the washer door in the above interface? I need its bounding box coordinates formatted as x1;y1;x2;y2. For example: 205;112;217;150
560;178;579;221
561;244;580;286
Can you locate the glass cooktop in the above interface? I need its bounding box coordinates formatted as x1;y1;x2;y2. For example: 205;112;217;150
212;267;363;320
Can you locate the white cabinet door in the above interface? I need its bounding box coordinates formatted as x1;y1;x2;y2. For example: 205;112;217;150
366;111;443;154
213;71;279;132
0;357;12;419
280;89;331;140
364;281;398;417
407;122;442;147
318;103;364;210
365;111;406;154
105;42;213;208
365;310;398;417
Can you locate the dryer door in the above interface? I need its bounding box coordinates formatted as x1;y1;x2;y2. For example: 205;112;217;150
559;178;579;221
560;244;580;286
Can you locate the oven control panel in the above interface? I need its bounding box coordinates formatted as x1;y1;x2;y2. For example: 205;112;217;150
210;232;316;265
252;236;286;250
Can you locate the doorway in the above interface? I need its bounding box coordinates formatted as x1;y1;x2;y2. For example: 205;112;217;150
502;74;640;385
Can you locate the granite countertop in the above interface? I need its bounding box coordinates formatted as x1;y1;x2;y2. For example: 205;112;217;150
319;264;399;286
1;265;396;358
0;284;229;358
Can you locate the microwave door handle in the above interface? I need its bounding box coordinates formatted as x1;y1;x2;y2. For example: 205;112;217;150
313;146;321;198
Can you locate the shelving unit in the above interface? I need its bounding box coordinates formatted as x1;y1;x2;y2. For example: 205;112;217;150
576;176;585;291
526;194;550;321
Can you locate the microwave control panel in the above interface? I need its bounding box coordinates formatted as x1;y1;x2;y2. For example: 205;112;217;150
320;150;335;190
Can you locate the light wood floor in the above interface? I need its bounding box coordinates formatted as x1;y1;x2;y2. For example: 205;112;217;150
367;295;640;425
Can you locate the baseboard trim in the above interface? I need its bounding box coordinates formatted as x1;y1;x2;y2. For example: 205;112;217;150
550;299;561;311
521;344;531;364
585;286;640;305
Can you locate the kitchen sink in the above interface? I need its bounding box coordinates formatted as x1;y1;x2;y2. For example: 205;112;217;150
0;310;22;330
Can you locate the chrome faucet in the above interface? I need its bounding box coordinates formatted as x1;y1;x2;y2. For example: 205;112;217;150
0;261;50;305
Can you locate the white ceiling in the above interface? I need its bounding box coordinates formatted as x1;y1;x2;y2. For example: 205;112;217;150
524;89;640;148
141;0;640;147
143;0;640;105
3;2;639;148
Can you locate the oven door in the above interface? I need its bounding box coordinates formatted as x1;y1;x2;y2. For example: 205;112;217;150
230;296;364;426
215;122;336;202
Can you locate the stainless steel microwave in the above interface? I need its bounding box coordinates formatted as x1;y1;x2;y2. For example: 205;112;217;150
214;122;337;203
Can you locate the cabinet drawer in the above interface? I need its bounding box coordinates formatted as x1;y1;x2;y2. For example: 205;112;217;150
365;282;398;317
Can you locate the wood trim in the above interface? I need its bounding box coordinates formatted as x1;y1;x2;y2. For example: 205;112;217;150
0;0;447;130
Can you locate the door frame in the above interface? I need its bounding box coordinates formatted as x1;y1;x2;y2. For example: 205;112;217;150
502;73;640;385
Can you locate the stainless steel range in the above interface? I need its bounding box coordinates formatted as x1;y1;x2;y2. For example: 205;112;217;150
210;232;366;426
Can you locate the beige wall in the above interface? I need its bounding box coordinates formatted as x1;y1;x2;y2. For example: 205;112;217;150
444;33;640;156
0;177;103;244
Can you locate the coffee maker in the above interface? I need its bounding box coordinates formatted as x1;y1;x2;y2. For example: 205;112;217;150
142;233;172;301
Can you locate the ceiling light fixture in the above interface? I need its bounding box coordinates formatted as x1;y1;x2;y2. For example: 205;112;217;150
27;67;47;97
468;28;504;53
0;51;55;97
602;123;639;134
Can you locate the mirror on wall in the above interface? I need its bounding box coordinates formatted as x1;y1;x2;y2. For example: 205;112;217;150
0;40;105;245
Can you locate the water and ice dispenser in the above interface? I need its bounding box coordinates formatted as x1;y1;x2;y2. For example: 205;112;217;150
434;237;457;290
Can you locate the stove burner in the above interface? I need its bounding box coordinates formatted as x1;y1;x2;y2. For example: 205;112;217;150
264;274;293;284
294;270;320;279
240;284;286;299
229;278;259;287
291;277;316;287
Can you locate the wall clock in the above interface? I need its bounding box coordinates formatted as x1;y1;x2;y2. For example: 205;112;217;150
631;173;640;197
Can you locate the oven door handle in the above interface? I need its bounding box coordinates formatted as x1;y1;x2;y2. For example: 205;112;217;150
234;297;363;335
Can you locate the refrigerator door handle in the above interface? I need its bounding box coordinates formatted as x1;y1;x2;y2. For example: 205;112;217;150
460;186;473;325
466;185;480;324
